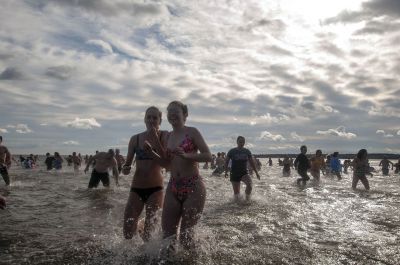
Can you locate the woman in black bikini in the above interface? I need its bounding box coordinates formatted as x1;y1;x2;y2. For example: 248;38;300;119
122;106;168;241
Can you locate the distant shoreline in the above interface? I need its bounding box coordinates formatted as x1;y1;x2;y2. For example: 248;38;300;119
254;153;400;159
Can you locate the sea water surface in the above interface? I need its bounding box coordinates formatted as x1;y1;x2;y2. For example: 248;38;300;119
0;159;399;265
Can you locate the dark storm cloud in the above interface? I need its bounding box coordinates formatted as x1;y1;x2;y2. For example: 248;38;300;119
44;0;167;17
380;98;400;109
0;53;13;60
351;49;368;58
357;100;376;109
239;18;287;38
312;81;353;105
301;102;315;110
0;67;24;80
325;0;400;24
261;45;293;57
354;20;400;35
363;0;400;17
317;41;345;57
358;86;380;95
45;66;74;80
269;64;302;84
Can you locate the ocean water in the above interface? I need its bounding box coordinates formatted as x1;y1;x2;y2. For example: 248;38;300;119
0;159;399;265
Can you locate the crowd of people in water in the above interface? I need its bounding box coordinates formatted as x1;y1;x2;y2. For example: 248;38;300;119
1;102;400;256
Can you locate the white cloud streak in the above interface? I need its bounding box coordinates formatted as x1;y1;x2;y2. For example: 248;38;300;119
65;118;101;130
376;130;394;138
316;126;356;139
6;124;33;134
259;131;286;142
63;140;79;146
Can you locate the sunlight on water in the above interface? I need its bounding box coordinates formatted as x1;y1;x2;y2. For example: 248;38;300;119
0;159;399;264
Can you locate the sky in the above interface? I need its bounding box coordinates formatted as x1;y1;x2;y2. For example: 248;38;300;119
0;0;399;155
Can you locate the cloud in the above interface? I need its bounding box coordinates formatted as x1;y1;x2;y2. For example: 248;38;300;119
397;130;400;136
45;66;74;80
63;140;79;146
6;124;33;134
47;0;169;19
65;118;101;129
259;113;290;123
86;39;113;54
324;0;400;24
376;130;394;138
290;132;304;142
259;131;286;142
316;126;356;139
0;67;24;80
0;128;8;133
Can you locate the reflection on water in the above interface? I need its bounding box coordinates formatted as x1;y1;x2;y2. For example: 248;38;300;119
0;159;399;264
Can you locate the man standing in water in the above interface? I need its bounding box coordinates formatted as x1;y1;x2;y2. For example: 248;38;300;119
379;156;393;176
44;152;54;171
114;149;125;175
294;145;311;185
0;136;11;186
84;149;119;188
72;152;81;175
225;136;260;201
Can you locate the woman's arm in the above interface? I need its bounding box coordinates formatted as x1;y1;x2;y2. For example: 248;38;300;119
122;135;136;175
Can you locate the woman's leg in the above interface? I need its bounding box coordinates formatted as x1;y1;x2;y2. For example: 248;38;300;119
359;176;370;190
352;175;359;190
123;192;145;239
179;179;206;250
161;187;182;239
142;189;164;241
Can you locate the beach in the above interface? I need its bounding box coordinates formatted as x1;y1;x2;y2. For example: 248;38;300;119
1;159;399;264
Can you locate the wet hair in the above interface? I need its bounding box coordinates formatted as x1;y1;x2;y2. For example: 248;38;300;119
145;106;162;124
237;136;245;142
316;149;322;155
357;149;368;160
73;152;76;156
46;152;50;156
333;152;339;157
54;152;60;157
108;149;115;156
300;145;307;150
217;152;221;157
168;101;188;117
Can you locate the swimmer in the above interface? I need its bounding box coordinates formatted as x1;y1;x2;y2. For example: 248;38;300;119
225;136;260;201
310;150;326;181
147;101;212;251
53;152;64;171
352;149;372;190
84;149;119;188
115;149;125;175
72;152;81;175
0;136;11;186
282;156;291;177
379;156;394;176
294;145;311;185
330;152;342;180
122;106;168;241
44;152;54;171
394;159;400;174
